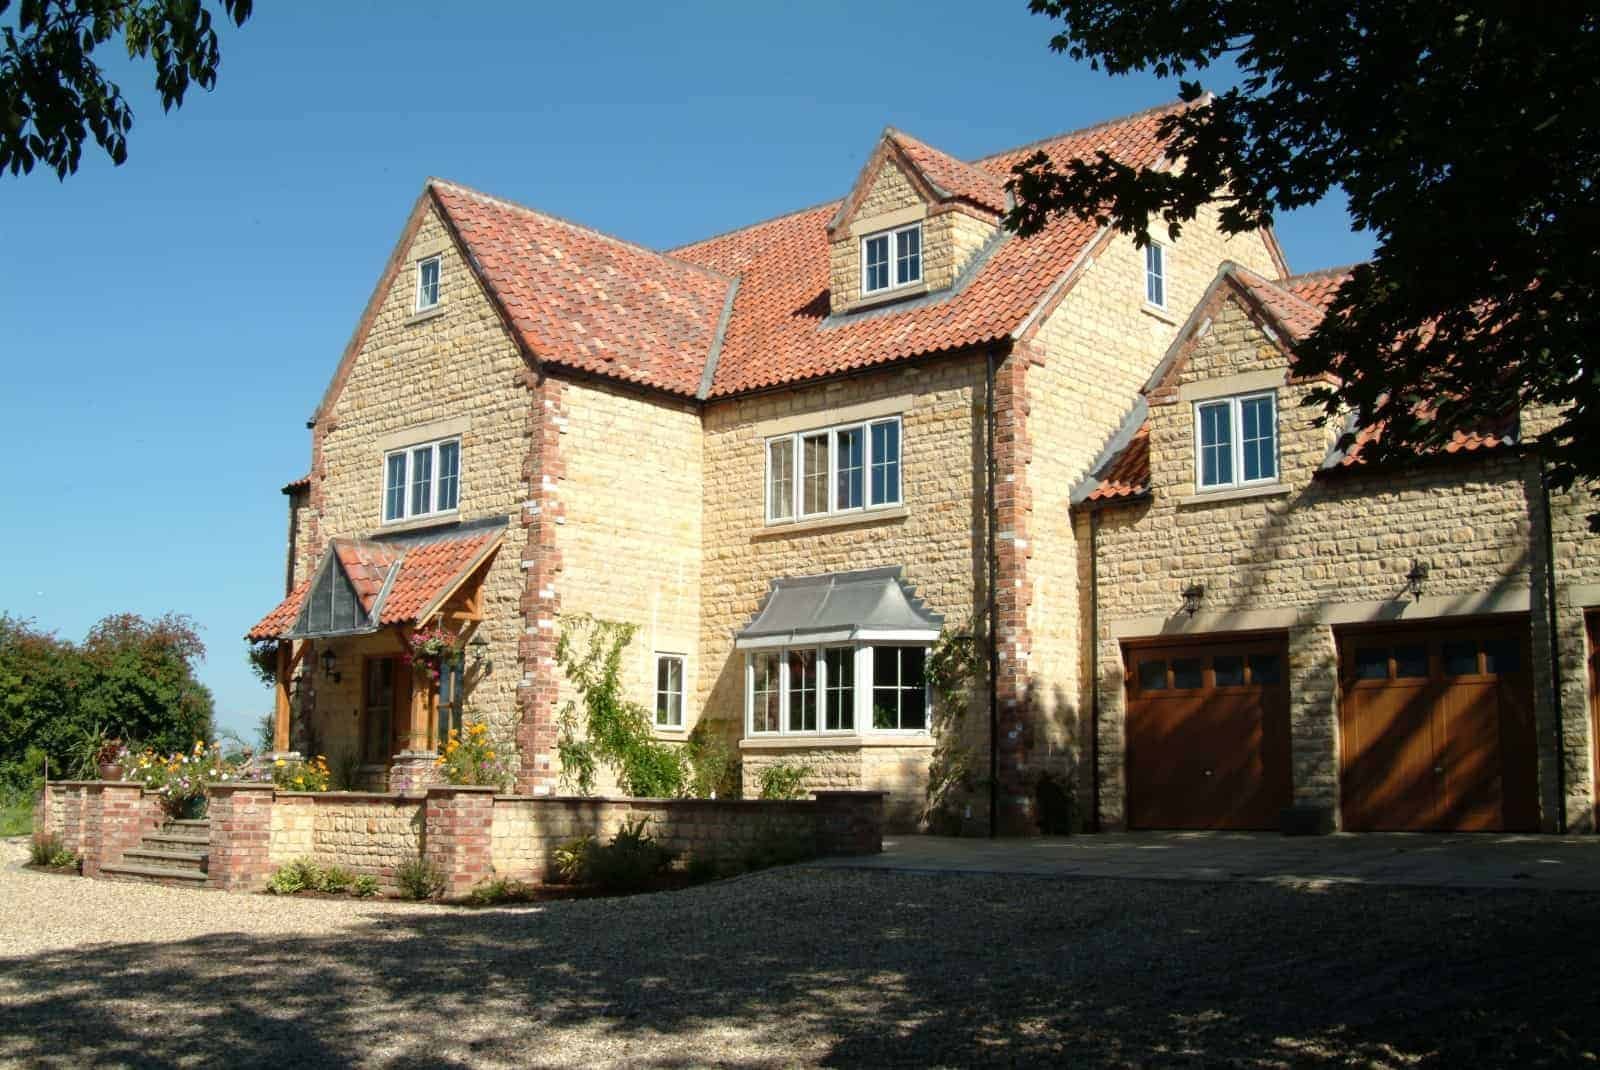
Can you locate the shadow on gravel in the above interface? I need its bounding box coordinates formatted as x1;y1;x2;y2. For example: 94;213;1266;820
2;870;1598;1067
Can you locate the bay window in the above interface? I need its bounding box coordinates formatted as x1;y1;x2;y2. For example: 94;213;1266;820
745;643;928;737
766;415;902;524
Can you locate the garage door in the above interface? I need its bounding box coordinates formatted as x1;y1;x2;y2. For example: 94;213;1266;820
1338;619;1537;832
1124;636;1292;829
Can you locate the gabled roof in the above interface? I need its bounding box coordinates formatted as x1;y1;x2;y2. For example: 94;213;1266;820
247;527;502;640
430;180;736;398
885;129;1011;216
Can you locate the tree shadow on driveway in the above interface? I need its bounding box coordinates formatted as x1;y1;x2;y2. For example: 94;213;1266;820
2;869;1597;1067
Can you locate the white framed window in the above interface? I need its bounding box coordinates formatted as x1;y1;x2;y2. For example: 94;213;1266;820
1145;242;1166;309
765;415;902;524
1194;392;1277;491
382;435;461;523
745;643;927;737
416;255;442;312
654;653;685;729
861;222;922;296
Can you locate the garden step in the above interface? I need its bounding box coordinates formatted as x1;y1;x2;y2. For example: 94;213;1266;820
122;847;207;873
165;819;211;831
142;832;210;849
100;862;209;887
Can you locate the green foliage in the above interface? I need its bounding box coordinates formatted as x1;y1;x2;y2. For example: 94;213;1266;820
0;614;214;797
328;748;362;792
924;623;981;833
271;755;330;792
246;640;278;690
684;722;738;799
583;818;675;892
551;835;592;884
1012;2;1600;526
434;716;512;790
465;877;539;906
756;761;812;800
0;793;31;837
28;832;77;869
554;615;686;798
267;859;365;896
395;855;446;901
0;0;255;180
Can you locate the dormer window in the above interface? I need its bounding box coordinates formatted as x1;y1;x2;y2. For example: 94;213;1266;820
416;255;442;312
861;222;922;295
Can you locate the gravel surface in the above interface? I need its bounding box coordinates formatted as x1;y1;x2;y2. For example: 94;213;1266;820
2;837;1598;1067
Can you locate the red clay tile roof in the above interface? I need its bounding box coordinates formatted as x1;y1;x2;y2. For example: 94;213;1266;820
248;580;309;641
1082;422;1150;504
1326;412;1518;470
672;106;1178;397
245;530;501;640
1232;266;1329;342
281;474;310;495
888;129;1009;215
1282;265;1355;310
430;180;735;397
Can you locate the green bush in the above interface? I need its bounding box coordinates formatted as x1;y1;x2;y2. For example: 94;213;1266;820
684;724;738;799
551;835;592;884
267;859;361;896
396;855;446;900
351;874;379;898
584;817;675;892
316;865;355;893
466;877;539;905
757;761;812;800
29;832;74;868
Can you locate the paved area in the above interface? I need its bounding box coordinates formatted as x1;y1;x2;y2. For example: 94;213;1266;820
810;831;1600;890
3;838;1600;1066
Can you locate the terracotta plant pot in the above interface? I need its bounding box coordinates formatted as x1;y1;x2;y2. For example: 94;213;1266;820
97;762;124;781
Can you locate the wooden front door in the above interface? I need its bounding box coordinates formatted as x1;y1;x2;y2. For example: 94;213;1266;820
1123;635;1292;829
361;657;409;764
1338;619;1537;831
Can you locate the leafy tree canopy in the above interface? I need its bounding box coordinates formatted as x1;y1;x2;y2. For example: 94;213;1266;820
1;0;253;179
0;612;214;791
1007;3;1598;518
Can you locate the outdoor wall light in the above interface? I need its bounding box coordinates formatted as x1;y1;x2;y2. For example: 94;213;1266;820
1181;583;1206;618
469;631;492;674
320;648;341;684
1405;560;1430;602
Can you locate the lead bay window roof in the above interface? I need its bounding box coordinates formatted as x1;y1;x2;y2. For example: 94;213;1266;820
734;567;943;650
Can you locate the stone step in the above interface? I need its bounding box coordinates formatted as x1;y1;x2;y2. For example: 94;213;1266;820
123;847;208;873
165;819;211;831
142;832;209;850
100;862;209;887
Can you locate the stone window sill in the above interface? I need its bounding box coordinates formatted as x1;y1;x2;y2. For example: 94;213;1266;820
1141;302;1179;325
1176;482;1290;507
739;734;933;751
377;511;462;535
754;506;908;540
844;283;931;314
405;306;446;327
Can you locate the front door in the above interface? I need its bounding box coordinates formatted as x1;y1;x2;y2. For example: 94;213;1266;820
361;657;406;764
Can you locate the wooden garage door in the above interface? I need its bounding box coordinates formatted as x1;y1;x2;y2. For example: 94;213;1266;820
1338;619;1537;832
1124;636;1292;829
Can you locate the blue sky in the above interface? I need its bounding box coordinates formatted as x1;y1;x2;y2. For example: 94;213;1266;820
0;1;1373;740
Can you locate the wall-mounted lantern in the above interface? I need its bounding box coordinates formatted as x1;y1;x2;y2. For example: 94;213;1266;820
320;648;341;684
1181;583;1206;618
469;631;492;675
1405;560;1430;603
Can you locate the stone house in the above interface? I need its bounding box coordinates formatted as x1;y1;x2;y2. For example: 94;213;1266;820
248;101;1596;833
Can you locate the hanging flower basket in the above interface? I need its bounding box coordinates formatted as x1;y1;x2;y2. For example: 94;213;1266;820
402;626;461;684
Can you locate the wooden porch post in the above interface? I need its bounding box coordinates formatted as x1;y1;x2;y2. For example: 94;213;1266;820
408;667;434;753
273;642;293;752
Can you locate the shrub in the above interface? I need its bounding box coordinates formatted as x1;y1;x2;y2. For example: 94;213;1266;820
684;724;737;799
434;717;512;790
328;748;362;791
272;755;331;792
266;859;316;895
396;855;446;900
757;761;812;800
316;864;355;893
466;877;539;905
29;832;63;867
584;817;675;892
551;835;592;884
351;874;379;898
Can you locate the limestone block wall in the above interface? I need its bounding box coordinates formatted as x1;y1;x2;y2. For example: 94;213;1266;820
305;201;532;754
305;794;425;886
548;377;703;794
1025;210;1286;824
739;743;932;829
699;354;990;814
1086;289;1596;830
829;159;924;312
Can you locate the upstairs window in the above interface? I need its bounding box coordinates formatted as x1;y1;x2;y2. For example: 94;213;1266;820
861;222;922;295
1195;393;1277;491
383;436;461;523
654;654;685;729
1145;242;1166;308
416;255;442;312
766;416;902;523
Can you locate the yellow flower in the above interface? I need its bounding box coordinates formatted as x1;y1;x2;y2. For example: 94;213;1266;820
485;751;495;759
274;759;286;767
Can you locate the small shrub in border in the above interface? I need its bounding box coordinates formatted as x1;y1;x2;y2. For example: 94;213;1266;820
434;717;512;790
351;874;379;898
551;835;592;884
28;833;77;870
396;855;446;900
271;755;332;792
757;760;812;800
267;859;364;896
466;877;539;905
584;817;675;892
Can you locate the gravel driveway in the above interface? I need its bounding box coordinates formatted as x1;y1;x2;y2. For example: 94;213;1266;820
2;838;1598;1068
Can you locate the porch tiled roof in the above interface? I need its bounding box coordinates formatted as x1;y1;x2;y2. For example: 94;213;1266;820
245;529;501;640
1081;423;1150;504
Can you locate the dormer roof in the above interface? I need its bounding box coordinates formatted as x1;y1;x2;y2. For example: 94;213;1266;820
824;127;1011;236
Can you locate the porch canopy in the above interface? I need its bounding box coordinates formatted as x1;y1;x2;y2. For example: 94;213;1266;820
247;521;505;752
734;566;943;650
